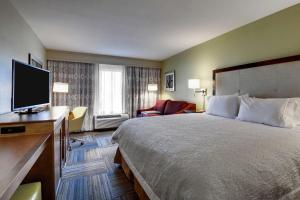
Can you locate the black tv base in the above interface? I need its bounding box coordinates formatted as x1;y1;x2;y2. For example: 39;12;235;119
16;108;42;115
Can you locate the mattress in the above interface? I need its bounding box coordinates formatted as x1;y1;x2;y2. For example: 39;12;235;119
112;113;300;200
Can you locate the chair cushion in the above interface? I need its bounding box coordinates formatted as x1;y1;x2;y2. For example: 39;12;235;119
11;182;42;200
141;112;161;117
141;110;161;116
154;100;169;114
164;101;188;115
177;103;196;113
72;107;88;118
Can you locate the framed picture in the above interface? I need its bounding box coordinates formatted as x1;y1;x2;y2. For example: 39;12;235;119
28;53;43;68
165;71;175;91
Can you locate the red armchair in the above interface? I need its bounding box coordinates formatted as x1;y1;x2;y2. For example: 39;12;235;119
137;100;196;117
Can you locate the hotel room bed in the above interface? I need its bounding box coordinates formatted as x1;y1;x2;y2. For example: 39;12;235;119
112;113;300;200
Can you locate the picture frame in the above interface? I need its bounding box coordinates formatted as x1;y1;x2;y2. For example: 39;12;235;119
28;53;43;68
165;71;175;91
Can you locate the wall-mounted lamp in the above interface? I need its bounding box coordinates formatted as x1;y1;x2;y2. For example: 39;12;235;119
188;79;207;110
148;84;158;92
188;79;200;91
188;79;207;96
53;82;69;93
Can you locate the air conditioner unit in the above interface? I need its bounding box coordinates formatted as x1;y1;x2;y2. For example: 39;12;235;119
94;114;129;130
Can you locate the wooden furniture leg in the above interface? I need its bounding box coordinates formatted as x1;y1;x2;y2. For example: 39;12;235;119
114;148;150;200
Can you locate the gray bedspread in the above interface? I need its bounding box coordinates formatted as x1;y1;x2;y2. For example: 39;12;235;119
112;113;300;200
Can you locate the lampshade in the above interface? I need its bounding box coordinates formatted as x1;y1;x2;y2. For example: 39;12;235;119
53;82;69;93
148;84;158;91
188;79;200;89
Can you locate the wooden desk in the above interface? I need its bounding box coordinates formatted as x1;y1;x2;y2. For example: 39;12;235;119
0;134;50;200
0;106;69;200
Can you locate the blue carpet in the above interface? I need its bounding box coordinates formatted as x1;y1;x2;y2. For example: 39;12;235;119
57;132;138;200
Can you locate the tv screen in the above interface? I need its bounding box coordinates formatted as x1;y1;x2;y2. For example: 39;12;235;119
12;60;50;111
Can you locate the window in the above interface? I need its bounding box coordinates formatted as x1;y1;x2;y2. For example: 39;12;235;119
94;64;125;115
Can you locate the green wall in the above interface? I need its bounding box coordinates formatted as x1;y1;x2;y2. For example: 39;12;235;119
162;4;300;110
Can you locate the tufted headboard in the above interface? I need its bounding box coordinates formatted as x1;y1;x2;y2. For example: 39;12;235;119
212;55;300;98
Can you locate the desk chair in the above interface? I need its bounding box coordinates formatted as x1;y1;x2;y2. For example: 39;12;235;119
68;107;88;149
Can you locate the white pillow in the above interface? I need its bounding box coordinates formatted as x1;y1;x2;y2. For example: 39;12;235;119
206;94;239;118
287;98;300;126
236;97;300;128
238;93;249;105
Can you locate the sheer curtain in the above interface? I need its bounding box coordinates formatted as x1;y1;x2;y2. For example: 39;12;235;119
94;64;125;115
125;66;160;118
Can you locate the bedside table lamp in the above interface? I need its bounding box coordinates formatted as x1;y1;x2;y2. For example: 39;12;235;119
188;79;207;110
53;82;69;93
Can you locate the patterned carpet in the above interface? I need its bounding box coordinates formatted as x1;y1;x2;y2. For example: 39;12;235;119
57;132;138;200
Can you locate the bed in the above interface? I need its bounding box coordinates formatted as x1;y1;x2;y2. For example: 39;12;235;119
113;55;300;200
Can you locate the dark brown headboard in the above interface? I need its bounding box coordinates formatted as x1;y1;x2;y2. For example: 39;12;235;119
212;54;300;96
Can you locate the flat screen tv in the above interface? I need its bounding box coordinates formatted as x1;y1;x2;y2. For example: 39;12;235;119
12;60;50;113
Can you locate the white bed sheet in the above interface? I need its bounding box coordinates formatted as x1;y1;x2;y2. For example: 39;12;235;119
112;113;300;200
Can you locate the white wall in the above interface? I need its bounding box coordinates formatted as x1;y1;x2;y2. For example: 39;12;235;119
0;0;46;114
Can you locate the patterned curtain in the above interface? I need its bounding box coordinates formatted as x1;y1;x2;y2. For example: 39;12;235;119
47;60;95;131
125;66;161;118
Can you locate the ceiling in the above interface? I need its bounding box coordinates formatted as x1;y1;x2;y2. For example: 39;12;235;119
10;0;300;61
